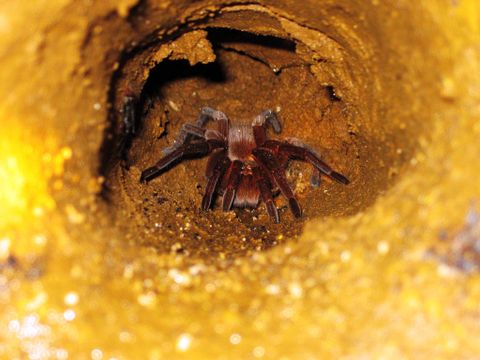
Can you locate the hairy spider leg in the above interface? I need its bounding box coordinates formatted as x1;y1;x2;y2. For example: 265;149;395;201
222;160;243;211
252;110;283;147
252;109;282;133
261;140;349;185
202;151;230;211
276;143;350;185
253;167;280;223
205;148;227;178
140;140;222;183
182;123;206;137
285;138;323;186
163;107;229;155
253;125;267;147
181;124;224;143
196;107;229;139
252;148;302;218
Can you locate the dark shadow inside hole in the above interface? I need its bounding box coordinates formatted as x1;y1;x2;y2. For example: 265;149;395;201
206;27;303;75
143;60;227;106
206;27;297;52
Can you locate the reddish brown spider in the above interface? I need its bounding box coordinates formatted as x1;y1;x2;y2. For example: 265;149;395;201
140;107;349;223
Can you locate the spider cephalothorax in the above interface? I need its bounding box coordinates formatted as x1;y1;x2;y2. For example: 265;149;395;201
140;107;349;223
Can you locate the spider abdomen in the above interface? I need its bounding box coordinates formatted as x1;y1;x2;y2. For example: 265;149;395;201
233;174;260;208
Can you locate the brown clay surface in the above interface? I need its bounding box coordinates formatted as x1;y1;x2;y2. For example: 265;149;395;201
106;29;383;259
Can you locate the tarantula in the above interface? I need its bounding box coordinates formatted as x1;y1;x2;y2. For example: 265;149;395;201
140;107;349;223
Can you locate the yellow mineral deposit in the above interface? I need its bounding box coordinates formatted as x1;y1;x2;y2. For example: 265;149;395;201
0;1;480;359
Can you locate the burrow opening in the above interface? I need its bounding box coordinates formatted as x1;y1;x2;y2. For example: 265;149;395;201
100;11;414;260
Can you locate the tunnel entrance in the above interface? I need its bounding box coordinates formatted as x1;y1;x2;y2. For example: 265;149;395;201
98;6;422;260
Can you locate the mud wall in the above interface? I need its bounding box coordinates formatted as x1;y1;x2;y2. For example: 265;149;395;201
1;1;480;359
